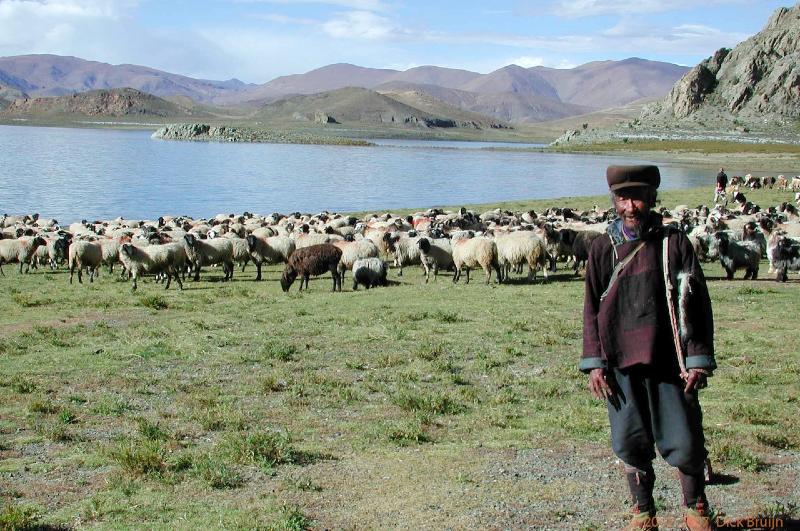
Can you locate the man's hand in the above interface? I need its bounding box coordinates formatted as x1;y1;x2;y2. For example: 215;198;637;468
684;369;709;393
588;368;613;400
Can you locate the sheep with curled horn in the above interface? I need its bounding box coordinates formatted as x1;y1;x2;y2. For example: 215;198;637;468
280;244;342;292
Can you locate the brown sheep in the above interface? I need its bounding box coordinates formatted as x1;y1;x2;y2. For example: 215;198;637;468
280;244;342;292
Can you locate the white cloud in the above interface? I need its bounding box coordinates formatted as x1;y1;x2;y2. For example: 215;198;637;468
250;12;317;24
507;56;578;69
322;10;401;40
231;0;391;12
549;0;748;18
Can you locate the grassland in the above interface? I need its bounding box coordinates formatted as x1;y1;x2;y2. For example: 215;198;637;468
1;188;799;530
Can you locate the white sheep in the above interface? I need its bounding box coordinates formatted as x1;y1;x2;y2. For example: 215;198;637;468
384;233;423;276
0;236;47;275
119;242;185;290
221;234;251;272
333;238;379;279
182;233;234;282
68;240;103;284
245;235;295;281
452;236;501;284
416;237;453;282
494;231;549;282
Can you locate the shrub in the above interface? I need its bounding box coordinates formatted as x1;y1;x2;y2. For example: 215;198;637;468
109;439;166;477
0;504;40;530
223;430;296;470
139;295;168;310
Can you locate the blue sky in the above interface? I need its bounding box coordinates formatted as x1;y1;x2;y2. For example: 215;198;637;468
0;0;792;83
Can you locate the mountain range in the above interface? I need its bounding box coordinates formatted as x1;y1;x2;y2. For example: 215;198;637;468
0;54;687;124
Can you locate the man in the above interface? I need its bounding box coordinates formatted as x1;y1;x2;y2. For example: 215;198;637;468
581;165;717;531
715;167;728;204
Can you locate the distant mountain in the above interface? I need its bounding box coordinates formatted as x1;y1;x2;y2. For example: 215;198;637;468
1;88;208;118
532;58;690;109
375;81;591;123
460;65;560;99
0;54;253;104
640;3;800;129
254;86;508;129
0;53;688;123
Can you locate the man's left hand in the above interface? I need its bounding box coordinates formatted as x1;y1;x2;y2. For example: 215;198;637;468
684;369;709;393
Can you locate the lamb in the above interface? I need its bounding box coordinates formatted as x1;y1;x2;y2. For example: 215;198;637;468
246;235;296;281
708;232;761;280
452;236;501;284
416;237;454;282
333;238;379;279
68;240;103;284
119;243;185;290
0;236;47;275
352;257;389;290
280;244;342;292
771;235;800;282
182;233;234;282
494;231;549;282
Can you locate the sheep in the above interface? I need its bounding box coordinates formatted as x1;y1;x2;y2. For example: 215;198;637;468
68;240;103;284
384;232;422;275
280;244;342;292
771;235;800;282
494;231;549;282
119;243;185;291
333;238;379;279
221;235;251;272
416;237;454;282
32;236;69;270
182;233;234;282
452;236;501;284
741;221;767;256
0;236;47;275
791;177;800;192
776;175;788;191
560;229;603;274
246;235;296;281
352;257;389;290
708;232;760;280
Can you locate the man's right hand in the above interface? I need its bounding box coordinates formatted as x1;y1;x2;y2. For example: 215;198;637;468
588;368;614;400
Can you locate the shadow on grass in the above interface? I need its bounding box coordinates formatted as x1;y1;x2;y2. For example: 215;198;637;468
708;472;739;486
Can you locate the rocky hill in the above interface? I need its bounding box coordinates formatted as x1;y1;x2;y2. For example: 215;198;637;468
253;87;508;129
1;88;206;118
0;54;253;104
639;2;800;131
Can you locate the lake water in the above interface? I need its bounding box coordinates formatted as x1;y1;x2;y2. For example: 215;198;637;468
1;125;717;224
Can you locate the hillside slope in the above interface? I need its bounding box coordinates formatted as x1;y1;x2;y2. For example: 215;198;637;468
640;3;800;130
1;88;207;118
253;87;507;128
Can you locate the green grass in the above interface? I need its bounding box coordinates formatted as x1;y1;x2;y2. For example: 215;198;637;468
0;188;798;528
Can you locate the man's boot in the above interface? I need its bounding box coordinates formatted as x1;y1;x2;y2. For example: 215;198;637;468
624;467;657;531
679;470;713;531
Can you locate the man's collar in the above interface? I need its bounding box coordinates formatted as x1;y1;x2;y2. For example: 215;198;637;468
607;212;663;245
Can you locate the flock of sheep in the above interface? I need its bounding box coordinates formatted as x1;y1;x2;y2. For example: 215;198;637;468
1;186;800;292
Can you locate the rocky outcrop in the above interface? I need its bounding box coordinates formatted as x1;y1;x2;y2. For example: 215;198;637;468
641;3;800;129
2;88;194;117
152;123;372;146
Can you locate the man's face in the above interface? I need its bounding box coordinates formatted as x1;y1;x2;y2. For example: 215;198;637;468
613;186;652;232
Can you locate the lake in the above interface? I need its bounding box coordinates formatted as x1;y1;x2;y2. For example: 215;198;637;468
1;125;718;224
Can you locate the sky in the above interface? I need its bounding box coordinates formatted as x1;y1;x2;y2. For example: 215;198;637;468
0;0;793;83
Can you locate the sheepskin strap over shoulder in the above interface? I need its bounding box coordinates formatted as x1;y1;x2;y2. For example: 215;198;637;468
581;217;716;374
